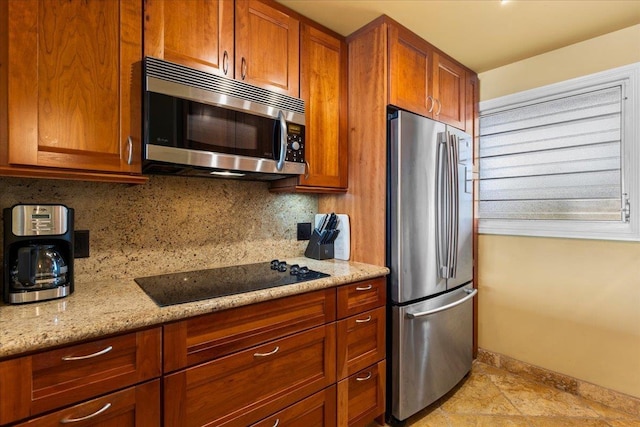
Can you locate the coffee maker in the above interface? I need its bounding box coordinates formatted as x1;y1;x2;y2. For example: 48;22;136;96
3;204;74;304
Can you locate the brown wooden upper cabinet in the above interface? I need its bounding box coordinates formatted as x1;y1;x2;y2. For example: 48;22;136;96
1;0;146;183
270;23;348;193
143;0;235;78
388;23;467;130
145;0;299;97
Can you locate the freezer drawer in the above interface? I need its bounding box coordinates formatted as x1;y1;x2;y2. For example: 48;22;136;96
391;284;476;421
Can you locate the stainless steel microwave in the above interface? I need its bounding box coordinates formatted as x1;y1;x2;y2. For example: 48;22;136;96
142;57;306;180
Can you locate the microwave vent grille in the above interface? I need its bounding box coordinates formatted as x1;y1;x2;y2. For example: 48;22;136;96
144;57;304;115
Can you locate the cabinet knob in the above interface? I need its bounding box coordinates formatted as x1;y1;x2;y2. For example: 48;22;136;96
356;371;372;381
241;57;247;80
60;403;112;423
427;95;435;113
253;346;279;357
126;136;133;165
223;51;229;75
435;98;442;116
62;345;113;361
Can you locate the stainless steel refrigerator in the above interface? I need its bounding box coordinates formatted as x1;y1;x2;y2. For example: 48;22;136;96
387;108;477;423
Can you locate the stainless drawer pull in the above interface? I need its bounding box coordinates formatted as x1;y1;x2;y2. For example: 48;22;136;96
60;403;111;423
62;346;113;361
272;419;280;427
355;285;372;291
254;346;279;357
356;372;372;381
355;316;372;323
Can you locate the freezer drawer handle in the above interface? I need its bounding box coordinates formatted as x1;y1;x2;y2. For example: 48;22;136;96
356;372;372;381
355;284;373;291
406;288;477;319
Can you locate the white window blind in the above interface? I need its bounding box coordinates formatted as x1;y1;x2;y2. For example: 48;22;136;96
478;63;640;241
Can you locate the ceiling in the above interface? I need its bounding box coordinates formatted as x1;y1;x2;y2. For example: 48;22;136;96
276;0;640;73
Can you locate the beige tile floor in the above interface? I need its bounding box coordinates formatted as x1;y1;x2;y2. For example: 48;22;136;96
381;361;640;427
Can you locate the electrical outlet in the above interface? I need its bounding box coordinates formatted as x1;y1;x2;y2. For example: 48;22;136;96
74;230;90;258
297;222;312;241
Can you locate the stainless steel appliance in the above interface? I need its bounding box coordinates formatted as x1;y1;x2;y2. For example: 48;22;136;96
3;204;74;304
134;260;329;307
143;57;306;180
387;109;477;422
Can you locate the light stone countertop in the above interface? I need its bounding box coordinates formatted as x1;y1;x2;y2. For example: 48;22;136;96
0;257;388;359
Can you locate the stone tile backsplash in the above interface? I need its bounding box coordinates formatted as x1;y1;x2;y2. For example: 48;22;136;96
0;176;317;282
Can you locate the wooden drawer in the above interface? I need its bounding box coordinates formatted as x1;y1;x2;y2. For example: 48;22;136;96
15;379;160;427
251;386;337;427
337;277;386;319
337;361;386;427
164;324;337;427
0;328;161;425
164;288;336;372
337;306;385;380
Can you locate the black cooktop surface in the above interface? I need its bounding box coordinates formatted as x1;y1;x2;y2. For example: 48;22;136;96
134;260;330;307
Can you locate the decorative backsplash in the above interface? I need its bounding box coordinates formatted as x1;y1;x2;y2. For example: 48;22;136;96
0;176;317;282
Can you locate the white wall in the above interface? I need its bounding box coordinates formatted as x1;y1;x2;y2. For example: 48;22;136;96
477;24;640;398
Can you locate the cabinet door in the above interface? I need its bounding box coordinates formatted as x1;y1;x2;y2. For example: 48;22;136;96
251;386;337;427
336;277;386;319
164;324;336;427
235;0;299;96
163;288;336;372
337;307;386;380
144;0;234;77
15;380;160;427
7;0;142;176
298;24;348;190
337;361;386;427
388;24;434;118
432;53;467;130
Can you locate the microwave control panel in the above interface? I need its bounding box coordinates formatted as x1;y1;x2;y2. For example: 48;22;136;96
286;123;305;163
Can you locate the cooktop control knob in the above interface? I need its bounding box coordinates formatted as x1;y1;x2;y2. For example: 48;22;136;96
289;264;300;275
277;261;288;272
299;266;309;275
270;259;280;270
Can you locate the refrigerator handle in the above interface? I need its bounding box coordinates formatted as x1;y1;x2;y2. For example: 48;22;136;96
436;132;449;279
406;288;477;318
448;133;460;278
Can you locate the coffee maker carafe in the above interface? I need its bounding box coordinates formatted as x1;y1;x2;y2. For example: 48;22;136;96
3;204;74;304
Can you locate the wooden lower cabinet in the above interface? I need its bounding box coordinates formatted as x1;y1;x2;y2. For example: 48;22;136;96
164;324;337;426
337;361;386;427
337;306;386;380
251;386;337;427
0;328;162;425
15;380;160;427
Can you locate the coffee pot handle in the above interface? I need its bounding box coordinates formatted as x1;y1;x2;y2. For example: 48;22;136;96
17;247;35;285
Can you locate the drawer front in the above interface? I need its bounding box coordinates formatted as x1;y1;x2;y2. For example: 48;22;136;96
337;361;385;427
337;278;386;319
164;288;336;372
251;386;336;427
16;379;160;427
337;306;385;380
164;324;337;427
30;328;161;415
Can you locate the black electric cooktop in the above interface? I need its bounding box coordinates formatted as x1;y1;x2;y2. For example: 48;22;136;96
134;260;330;307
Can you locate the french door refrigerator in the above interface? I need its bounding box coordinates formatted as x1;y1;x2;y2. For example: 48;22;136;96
387;108;477;423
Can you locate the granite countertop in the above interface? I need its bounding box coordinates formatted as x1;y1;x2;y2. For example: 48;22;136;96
0;257;389;359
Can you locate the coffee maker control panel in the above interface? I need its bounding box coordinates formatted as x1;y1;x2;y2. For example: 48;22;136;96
12;205;69;236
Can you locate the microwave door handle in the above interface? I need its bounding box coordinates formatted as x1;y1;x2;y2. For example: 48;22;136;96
276;110;287;171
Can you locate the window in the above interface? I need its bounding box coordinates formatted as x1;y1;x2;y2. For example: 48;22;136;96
478;63;640;241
